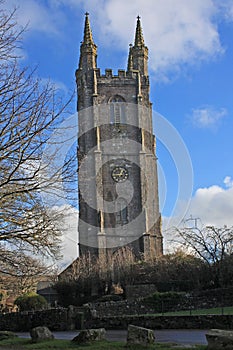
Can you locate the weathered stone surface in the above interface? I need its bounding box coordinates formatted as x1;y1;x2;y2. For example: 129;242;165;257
0;331;17;341
85;314;233;331
72;328;106;343
30;326;54;343
127;324;155;346
206;329;233;349
76;14;163;261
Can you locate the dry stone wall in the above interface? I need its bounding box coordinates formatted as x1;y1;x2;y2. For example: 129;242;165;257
88;314;233;330
0;309;65;331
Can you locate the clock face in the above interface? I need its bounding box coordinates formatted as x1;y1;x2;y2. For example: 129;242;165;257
111;166;129;183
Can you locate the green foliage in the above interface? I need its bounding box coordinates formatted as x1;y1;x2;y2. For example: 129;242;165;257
54;281;99;307
56;251;233;307
54;281;79;307
14;292;47;311
97;294;123;302
0;331;17;341
156;305;233;316
148;251;208;292
219;254;233;288
147;291;184;302
144;291;184;313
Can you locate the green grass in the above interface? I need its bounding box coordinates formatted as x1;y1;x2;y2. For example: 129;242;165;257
0;338;207;350
144;305;233;317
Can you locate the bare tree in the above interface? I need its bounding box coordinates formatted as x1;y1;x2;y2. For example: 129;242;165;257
58;247;137;300
0;247;55;295
174;224;233;287
111;247;137;286
69;252;98;282
0;4;75;266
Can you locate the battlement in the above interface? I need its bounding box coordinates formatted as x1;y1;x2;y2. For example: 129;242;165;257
94;68;140;80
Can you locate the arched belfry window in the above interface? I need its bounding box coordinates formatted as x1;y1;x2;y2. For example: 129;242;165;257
109;95;126;124
116;197;128;226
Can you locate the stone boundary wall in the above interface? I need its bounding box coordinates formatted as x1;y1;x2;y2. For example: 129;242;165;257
125;284;157;300
0;306;88;332
88;300;155;317
87;287;233;317
88;314;233;330
1;307;233;332
86;298;233;317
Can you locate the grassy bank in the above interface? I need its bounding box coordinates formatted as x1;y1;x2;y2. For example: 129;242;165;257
145;305;233;317
0;338;207;350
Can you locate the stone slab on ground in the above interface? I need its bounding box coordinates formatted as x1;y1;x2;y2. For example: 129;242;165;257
206;329;233;349
72;328;106;343
30;326;54;343
127;324;155;346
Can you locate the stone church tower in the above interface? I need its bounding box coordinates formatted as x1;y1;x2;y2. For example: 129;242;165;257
76;13;163;260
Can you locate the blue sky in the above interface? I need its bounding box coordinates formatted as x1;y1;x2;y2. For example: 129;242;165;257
4;0;233;261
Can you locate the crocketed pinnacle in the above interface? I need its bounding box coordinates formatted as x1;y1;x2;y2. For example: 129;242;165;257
127;44;133;71
134;15;145;46
83;12;94;45
78;12;97;71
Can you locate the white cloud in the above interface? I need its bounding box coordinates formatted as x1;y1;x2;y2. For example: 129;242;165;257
188;184;233;227
4;0;233;80
164;175;233;231
54;205;79;267
215;1;233;22
224;176;233;188
5;0;64;35
40;78;68;95
190;106;227;129
76;0;224;79
163;177;233;252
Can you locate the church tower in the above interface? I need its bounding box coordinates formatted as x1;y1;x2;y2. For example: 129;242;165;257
76;14;163;259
